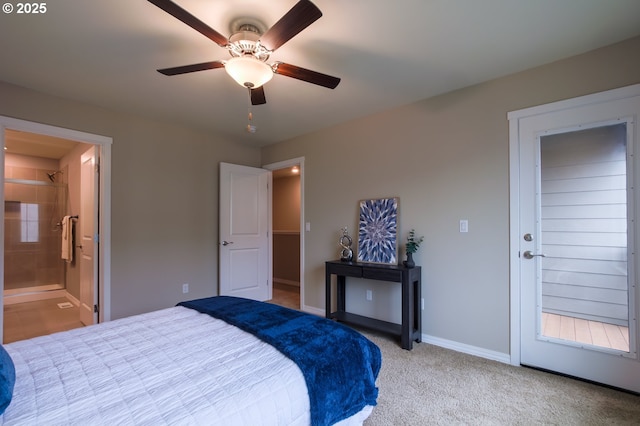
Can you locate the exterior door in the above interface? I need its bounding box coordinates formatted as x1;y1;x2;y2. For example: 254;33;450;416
219;162;271;301
79;146;98;325
510;86;640;393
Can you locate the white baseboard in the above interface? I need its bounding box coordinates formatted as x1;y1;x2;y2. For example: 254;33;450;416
66;292;80;307
4;289;67;305
302;305;325;317
301;304;512;365
273;278;300;288
4;289;79;306
421;333;511;364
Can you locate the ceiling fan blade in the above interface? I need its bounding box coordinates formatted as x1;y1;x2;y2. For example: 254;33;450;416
273;62;340;89
259;0;322;51
147;0;228;47
250;86;267;105
158;60;225;76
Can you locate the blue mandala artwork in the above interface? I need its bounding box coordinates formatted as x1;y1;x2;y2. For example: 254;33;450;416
357;198;398;264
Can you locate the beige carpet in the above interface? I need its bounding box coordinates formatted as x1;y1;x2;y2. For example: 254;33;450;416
360;329;640;425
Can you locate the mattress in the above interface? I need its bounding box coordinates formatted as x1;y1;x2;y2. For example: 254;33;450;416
1;306;372;425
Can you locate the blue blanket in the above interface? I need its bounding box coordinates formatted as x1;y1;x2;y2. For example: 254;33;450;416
178;296;381;426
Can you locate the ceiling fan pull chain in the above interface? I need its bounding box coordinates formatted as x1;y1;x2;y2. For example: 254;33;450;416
246;87;256;133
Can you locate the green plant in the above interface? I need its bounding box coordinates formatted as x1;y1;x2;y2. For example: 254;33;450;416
405;229;424;254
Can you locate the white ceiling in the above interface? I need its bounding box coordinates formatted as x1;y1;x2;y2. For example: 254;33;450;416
1;0;639;148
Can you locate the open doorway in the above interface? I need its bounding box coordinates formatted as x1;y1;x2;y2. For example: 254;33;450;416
1;116;112;343
3;131;87;342
265;158;304;311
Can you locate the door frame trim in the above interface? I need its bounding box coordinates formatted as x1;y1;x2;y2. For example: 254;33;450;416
263;157;306;311
508;83;640;366
0;116;112;339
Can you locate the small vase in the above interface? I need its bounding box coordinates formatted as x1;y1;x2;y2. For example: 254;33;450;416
403;252;415;268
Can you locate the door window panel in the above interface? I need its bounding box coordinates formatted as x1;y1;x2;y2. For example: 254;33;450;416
539;124;629;352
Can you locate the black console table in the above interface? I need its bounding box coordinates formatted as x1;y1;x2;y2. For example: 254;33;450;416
325;260;422;350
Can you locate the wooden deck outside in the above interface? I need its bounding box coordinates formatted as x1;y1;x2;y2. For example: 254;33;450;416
542;312;629;352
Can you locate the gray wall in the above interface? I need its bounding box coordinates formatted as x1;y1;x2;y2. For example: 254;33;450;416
0;81;261;319
1;35;639;355
261;36;640;355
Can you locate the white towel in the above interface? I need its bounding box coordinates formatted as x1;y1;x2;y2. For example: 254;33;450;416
61;215;73;262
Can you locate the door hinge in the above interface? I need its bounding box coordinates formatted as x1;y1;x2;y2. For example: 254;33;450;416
94;234;100;243
93;304;99;313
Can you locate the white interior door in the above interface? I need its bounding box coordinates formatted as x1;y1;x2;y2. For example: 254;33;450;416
219;162;271;301
511;86;640;392
79;146;98;325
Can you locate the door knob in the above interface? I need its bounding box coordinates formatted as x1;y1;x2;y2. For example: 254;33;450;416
221;240;234;246
523;250;545;259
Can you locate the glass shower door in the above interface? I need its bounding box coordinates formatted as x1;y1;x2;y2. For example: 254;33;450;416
4;179;68;296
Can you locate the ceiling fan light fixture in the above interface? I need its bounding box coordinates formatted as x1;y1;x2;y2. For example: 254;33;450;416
225;56;273;88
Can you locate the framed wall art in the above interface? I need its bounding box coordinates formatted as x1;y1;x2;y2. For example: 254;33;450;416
357;197;399;264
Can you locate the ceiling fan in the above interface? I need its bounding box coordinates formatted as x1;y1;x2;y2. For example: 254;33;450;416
148;0;341;106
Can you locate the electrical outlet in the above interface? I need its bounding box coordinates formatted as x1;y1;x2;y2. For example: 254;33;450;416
182;283;189;294
366;289;372;301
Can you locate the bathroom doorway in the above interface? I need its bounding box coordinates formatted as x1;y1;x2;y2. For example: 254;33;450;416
3;130;90;342
1;116;112;343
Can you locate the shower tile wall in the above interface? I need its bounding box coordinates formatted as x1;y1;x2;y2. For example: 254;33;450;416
4;157;66;291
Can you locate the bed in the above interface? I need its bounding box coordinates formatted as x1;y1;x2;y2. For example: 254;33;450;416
0;296;381;425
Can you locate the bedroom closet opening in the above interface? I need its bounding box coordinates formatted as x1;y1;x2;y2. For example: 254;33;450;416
3;129;89;343
271;165;301;310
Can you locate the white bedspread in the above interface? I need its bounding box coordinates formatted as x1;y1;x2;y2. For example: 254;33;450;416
2;306;313;425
